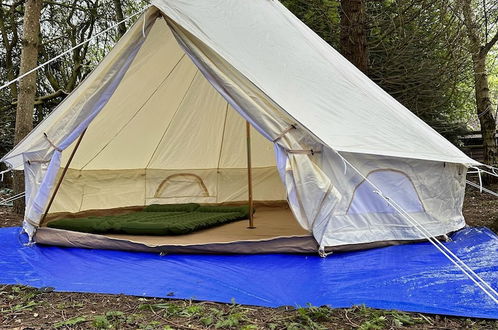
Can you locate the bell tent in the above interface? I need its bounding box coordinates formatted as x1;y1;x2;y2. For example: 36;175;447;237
1;1;480;254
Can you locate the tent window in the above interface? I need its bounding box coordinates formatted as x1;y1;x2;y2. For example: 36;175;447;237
154;174;210;198
347;170;424;215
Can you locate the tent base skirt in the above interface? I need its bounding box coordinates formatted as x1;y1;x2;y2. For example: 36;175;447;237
35;228;317;254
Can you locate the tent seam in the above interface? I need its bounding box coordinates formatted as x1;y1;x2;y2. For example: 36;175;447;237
79;53;188;171
215;102;230;203
144;70;200;169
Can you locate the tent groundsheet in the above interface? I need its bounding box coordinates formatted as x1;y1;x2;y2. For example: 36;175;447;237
0;226;497;319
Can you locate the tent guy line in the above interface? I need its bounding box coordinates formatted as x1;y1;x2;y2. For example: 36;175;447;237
0;5;150;93
0;192;25;206
466;180;498;197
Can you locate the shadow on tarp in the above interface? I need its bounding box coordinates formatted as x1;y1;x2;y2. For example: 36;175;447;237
0;226;497;319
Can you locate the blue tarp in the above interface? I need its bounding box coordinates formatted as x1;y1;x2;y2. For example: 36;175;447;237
0;226;497;319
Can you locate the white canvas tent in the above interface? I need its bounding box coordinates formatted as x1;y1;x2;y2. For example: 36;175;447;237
1;0;480;254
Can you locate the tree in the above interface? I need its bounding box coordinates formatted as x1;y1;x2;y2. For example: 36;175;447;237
457;0;498;167
0;1;147;132
113;0;127;38
0;0;146;192
339;0;368;73
367;0;474;144
0;1;22;188
12;0;43;214
280;0;340;46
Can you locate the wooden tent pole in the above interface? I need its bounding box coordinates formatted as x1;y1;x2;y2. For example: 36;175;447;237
246;121;255;229
41;128;87;224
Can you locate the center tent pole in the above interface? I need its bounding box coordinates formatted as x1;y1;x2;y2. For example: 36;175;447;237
246;121;255;229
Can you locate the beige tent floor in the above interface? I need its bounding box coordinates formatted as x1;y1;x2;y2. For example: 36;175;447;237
37;206;317;254
104;206;310;245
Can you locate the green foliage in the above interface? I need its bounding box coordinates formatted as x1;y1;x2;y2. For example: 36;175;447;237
214;311;246;328
294;304;331;329
90;310;128;329
138;300;255;329
1;285;43;313
8;300;39;312
280;0;340;46
93;315;112;329
356;305;424;329
5;285;494;329
488;49;498;114
367;0;475;143
105;310;125;319
54;316;87;328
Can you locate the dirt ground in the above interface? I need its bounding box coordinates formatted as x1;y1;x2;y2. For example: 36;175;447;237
0;206;22;227
463;184;498;232
0;186;497;329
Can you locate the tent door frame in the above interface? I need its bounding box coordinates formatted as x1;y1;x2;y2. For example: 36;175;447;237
40;128;87;224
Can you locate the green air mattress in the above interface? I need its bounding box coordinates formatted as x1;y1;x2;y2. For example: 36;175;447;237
47;204;251;236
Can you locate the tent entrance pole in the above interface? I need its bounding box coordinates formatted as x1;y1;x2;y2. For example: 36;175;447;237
40;128;87;224
246;121;255;229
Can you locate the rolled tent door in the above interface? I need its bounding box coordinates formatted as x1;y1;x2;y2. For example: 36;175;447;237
13;9;158;235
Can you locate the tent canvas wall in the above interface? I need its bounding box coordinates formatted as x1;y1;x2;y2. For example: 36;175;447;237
1;0;480;254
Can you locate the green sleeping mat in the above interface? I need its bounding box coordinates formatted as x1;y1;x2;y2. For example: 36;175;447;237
47;204;252;236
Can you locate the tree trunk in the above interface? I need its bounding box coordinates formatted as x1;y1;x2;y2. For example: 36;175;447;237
473;55;497;167
458;0;498;169
113;0;127;38
12;0;43;215
339;0;368;73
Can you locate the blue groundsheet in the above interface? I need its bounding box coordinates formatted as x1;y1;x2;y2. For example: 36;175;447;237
0;226;497;319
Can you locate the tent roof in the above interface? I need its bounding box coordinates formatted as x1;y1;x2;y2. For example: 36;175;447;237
2;1;478;169
152;0;477;165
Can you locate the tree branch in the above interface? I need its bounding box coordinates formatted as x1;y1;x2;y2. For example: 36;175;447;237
482;30;498;55
11;89;68;106
42;0;86;11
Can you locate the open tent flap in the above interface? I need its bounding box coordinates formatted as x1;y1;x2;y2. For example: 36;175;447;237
41;13;340;241
2;8;160;171
1;8;162;236
1;3;475;250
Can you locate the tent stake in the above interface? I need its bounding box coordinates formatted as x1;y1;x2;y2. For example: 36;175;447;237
41;128;87;224
246;121;255;229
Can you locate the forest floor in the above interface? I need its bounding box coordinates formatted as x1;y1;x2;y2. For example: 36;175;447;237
0;185;497;329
